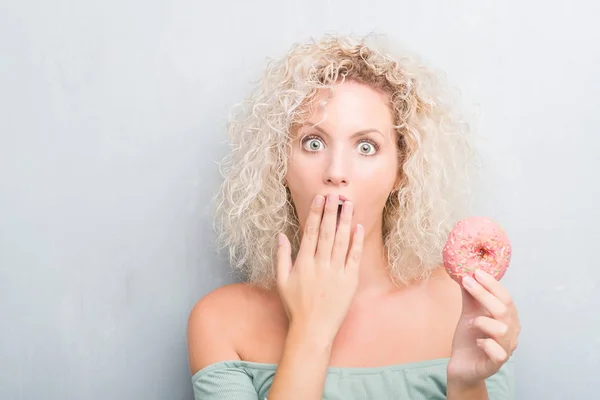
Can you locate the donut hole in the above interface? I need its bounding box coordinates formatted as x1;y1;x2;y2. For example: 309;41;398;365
476;246;492;259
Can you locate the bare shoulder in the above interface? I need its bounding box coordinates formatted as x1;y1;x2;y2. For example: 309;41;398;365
425;267;464;320
186;282;280;374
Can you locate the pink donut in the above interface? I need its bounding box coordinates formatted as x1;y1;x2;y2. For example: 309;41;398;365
442;216;512;283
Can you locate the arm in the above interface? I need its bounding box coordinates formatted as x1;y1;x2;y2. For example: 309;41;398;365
266;324;333;400
187;286;258;400
189;195;362;399
267;194;364;400
187;288;242;375
188;288;337;400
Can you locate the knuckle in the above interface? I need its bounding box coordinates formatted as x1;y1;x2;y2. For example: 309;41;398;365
350;249;362;263
333;240;346;252
316;261;329;270
504;296;514;308
496;306;509;319
492;348;509;365
310;202;322;212
304;224;318;238
319;229;333;241
334;234;348;248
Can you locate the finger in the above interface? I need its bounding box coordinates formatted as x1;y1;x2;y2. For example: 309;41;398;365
462;275;508;320
477;338;510;367
331;200;353;268
297;195;325;257
471;316;509;340
345;224;364;273
276;233;292;286
473;269;514;306
315;194;339;264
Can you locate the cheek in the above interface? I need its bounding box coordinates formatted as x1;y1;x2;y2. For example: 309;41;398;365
285;170;319;225
286;168;318;196
355;162;397;197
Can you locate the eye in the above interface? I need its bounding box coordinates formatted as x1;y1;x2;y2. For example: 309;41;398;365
302;136;324;152
357;140;377;155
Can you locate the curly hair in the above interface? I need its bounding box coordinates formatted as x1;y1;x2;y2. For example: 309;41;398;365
212;33;478;289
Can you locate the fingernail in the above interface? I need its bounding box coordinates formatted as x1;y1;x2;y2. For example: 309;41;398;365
355;224;364;235
467;318;474;327
343;201;353;215
278;233;285;245
463;275;475;288
314;195;324;207
476;338;485;347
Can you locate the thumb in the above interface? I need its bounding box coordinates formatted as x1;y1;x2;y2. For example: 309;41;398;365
276;233;292;285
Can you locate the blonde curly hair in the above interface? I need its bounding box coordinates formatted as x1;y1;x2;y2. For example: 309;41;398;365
212;33;478;289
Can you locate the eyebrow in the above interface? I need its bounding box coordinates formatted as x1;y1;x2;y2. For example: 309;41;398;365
300;122;385;140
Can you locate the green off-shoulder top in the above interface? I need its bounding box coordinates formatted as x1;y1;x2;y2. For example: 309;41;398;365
192;357;515;399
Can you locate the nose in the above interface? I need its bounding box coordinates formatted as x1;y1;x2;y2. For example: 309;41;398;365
323;150;349;186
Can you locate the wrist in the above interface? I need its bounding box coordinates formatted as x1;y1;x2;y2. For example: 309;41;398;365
446;378;488;400
287;322;336;353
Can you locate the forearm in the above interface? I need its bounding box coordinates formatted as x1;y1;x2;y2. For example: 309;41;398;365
267;324;333;400
446;379;489;400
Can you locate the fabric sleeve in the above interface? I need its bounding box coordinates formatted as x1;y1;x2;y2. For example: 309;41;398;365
192;362;259;400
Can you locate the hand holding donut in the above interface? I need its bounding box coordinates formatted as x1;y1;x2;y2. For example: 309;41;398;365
444;217;521;387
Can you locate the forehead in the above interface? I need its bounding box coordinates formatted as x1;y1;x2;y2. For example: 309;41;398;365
294;82;395;139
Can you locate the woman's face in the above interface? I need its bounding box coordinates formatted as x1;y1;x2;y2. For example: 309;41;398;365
285;81;399;237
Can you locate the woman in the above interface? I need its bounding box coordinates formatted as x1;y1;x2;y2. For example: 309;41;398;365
187;33;520;399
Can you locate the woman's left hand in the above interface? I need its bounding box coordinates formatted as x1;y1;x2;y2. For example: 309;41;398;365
447;269;521;387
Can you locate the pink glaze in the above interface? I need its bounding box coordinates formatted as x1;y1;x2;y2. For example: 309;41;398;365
442;216;512;283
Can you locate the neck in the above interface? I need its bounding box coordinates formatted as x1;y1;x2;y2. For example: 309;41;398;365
354;224;396;297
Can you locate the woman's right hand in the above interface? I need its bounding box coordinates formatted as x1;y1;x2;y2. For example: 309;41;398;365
276;193;365;343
